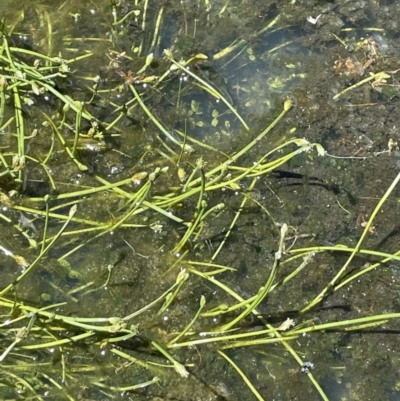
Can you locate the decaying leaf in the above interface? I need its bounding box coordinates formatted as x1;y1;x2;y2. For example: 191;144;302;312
277;318;295;331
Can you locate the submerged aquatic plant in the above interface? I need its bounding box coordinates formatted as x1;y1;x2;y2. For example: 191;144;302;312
1;2;400;400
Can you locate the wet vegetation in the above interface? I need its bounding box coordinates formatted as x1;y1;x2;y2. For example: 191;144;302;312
1;0;400;400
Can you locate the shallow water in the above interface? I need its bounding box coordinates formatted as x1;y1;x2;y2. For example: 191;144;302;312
1;1;400;400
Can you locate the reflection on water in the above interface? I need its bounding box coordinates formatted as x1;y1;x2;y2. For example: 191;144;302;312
1;1;400;400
